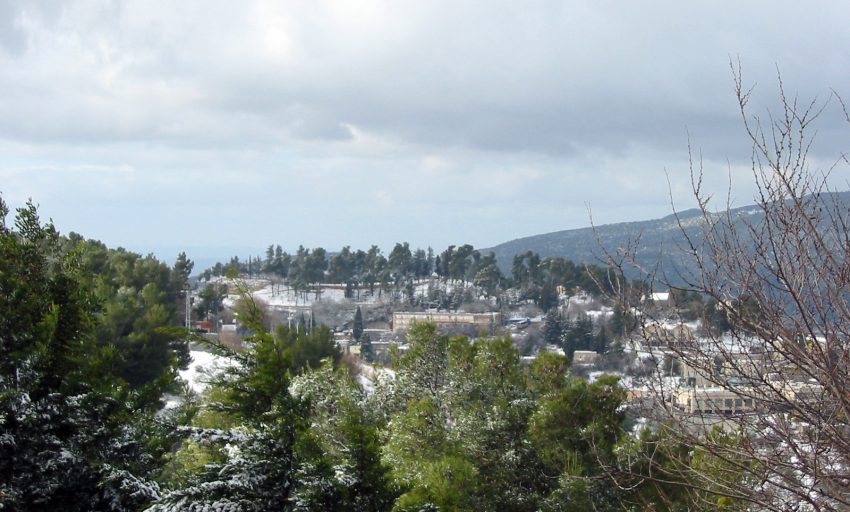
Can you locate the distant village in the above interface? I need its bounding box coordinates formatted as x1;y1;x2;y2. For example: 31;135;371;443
187;271;820;435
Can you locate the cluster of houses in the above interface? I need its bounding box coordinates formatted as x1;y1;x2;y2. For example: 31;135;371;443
202;277;825;426
636;316;825;420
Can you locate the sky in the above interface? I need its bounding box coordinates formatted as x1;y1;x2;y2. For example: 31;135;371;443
2;1;850;265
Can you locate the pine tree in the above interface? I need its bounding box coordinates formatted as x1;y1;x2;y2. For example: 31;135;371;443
171;252;194;291
542;310;564;346
152;300;301;510
153;286;344;510
290;362;396;511
265;244;275;271
0;197;163;511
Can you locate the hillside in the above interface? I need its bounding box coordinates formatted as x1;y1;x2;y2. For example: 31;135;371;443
485;191;850;285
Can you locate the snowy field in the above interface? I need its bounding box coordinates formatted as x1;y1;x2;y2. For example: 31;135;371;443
212;276;477;311
178;348;239;393
217;278;433;309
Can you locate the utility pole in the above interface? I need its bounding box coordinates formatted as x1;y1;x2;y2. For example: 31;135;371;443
185;288;191;330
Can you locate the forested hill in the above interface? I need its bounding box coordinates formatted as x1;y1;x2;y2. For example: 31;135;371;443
484;190;850;284
485;208;706;281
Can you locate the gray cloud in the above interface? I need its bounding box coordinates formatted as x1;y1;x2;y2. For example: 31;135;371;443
2;1;850;258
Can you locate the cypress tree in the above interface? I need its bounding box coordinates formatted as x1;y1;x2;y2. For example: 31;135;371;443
353;306;364;342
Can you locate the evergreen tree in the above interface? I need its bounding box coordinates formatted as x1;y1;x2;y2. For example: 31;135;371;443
353;306;364;342
0;197;163;511
542;310;564;346
291;362;396;511
539;281;558;312
265;244;275;271
329;246;355;284
196;282;227;321
387;242;412;289
273;244;284;275
364;246;385;294
472;260;503;297
412;248;427;278
438;246;453;278
529;375;628;506
61;236;191;399
171;251;194;291
360;333;373;362
152;292;302;510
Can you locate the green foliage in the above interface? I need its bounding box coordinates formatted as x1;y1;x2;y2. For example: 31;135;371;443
543;310;564;345
155;280;342;509
278;323;340;374
207;241;505;304
529;375;627;476
360;333;374;362
353;305;364;341
511;251;619;309
393;455;479;512
689;428;752;509
208;318;338;423
158;439;226;488
227;332;296;422
472;260;503;297
155;317;303;509
231;280;271;332
528;351;570;394
609;426;757;511
704;299;731;335
392;323;450;404
61;234;190;400
0;197;164;510
0;194;708;510
378;326;640;510
171;251;194;291
196;281;227;320
560;314;607;361
292;361;397;511
610;303;638;338
383;398;451;486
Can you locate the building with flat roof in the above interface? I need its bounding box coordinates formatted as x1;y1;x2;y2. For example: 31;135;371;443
392;311;501;335
675;386;756;415
571;350;600;366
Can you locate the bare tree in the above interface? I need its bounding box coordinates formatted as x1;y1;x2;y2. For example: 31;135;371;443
604;64;850;511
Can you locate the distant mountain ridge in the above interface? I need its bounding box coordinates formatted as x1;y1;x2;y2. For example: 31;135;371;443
484;191;850;285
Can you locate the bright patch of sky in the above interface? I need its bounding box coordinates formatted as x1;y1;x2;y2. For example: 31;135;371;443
2;1;850;264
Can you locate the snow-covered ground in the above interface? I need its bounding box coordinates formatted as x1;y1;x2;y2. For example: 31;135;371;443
588;370;633;389
251;284;361;307
349;360;396;395
567;293;594;306
586;307;614;321
218;278;432;309
179;349;239;393
212;277;484;311
164;348;240;410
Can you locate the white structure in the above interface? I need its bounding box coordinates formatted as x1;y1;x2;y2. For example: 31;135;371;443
675;386;756;415
392;311;501;333
572;350;600;366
